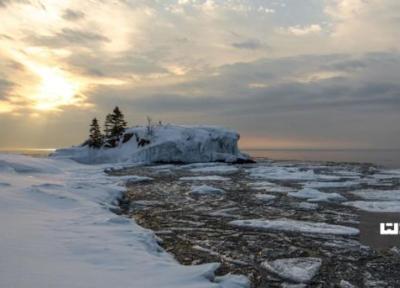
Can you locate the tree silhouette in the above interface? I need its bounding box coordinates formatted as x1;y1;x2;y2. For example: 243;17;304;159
89;118;103;148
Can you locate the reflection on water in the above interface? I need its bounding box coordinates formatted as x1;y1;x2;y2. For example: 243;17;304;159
244;149;400;168
0;149;55;158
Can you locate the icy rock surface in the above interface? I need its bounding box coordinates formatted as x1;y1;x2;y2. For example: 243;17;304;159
230;218;359;235
262;257;322;283
52;124;251;164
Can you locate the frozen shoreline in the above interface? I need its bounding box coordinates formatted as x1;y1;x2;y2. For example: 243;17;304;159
0;154;248;288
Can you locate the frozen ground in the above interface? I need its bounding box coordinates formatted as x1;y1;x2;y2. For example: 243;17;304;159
0;153;247;288
117;160;400;287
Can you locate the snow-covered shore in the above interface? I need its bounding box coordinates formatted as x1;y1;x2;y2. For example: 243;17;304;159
52;124;252;164
0;153;248;288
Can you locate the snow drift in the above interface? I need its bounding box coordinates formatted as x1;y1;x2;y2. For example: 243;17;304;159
52;124;252;164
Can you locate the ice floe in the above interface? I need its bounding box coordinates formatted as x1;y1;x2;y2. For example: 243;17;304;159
288;188;347;202
190;185;225;196
180;176;230;181
262;257;322;283
350;189;400;201
254;193;276;202
230;218;359;235
190;165;238;174
343;201;400;212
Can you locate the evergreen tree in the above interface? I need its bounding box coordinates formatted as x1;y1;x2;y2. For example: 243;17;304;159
89;118;103;148
110;106;127;138
103;113;113;138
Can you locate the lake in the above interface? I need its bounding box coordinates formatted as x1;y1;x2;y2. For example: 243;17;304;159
244;149;400;168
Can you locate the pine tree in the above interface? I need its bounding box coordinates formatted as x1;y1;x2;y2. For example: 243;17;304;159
110;106;127;138
89;118;103;148
103;113;113;139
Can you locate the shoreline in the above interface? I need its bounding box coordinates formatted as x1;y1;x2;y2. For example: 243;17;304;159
112;159;400;287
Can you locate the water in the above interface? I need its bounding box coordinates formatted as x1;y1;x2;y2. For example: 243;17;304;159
0;149;55;158
2;148;400;168
244;149;400;168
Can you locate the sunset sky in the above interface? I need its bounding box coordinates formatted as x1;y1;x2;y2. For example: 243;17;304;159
0;0;399;149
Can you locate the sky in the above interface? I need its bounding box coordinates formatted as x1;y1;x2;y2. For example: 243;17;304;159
0;0;399;149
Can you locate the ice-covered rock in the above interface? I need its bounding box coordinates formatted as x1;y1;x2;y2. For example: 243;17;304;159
262;257;322;283
52;124;252;164
288;188;346;203
230;218;359;235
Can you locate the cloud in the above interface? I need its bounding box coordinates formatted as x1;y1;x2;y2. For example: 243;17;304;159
286;24;322;36
62;9;85;21
232;39;264;50
28;28;109;47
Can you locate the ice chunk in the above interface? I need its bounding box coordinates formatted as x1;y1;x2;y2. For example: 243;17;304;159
52;125;252;164
262;257;322;283
247;166;340;181
190;185;225;196
254;193;276;202
190;165;238;174
230;218;359;235
351;189;400;201
288;188;346;202
303;181;360;189
343;201;400;212
180;176;230;181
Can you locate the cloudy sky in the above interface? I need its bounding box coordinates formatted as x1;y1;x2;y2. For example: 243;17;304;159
0;0;399;149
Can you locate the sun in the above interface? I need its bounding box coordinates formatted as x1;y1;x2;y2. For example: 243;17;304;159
32;66;81;111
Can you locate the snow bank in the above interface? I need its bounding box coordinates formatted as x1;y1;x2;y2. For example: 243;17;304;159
0;154;248;288
262;257;322;283
230;218;359;235
52;124;252;164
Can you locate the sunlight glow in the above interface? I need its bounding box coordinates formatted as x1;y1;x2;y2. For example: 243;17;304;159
31;66;81;111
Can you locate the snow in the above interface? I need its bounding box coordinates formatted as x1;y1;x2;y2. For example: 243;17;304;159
288;188;347;202
0;153;247;288
190;185;225;196
52;124;251;164
262;257;322;283
180;175;230;181
343;201;400;212
230;218;359;235
190;165;239;174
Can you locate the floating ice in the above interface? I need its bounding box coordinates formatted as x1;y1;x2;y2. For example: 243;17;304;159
343;201;400;212
230;218;359;235
180;176;230;181
190;165;238;174
288;188;347;202
351;189;400;201
247;166;340;181
190;185;225;196
262;257;322;283
254;193;276;202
